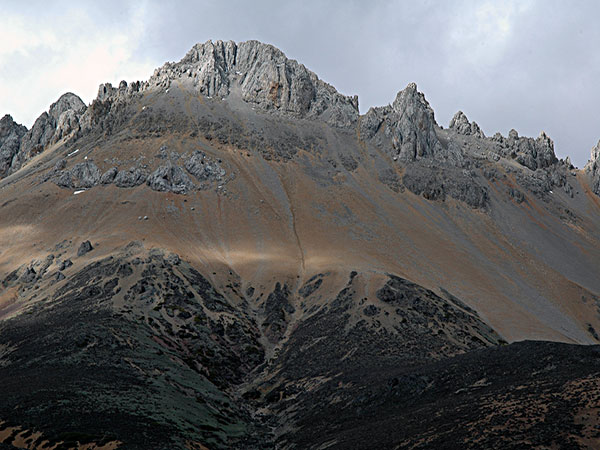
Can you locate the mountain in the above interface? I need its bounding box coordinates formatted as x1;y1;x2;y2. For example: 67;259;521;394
1;40;600;449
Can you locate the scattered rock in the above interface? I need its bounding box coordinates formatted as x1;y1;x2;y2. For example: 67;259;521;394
58;259;73;271
403;164;488;209
166;253;180;265
509;188;525;203
19;267;37;284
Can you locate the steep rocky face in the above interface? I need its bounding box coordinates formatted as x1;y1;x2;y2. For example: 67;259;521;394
487;128;557;171
360;83;451;162
449;110;485;138
148;41;358;127
0;115;27;177
11;92;86;173
586;140;600;194
146;40;359;127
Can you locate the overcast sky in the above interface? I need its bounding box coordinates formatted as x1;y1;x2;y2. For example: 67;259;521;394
2;0;599;166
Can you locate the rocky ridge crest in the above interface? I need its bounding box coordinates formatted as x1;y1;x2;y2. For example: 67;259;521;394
8;93;87;175
0;39;594;205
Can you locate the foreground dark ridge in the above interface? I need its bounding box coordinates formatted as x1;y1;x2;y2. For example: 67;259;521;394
0;40;600;449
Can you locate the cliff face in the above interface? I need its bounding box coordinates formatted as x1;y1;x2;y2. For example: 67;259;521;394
0;114;27;177
586;140;600;194
148;40;360;127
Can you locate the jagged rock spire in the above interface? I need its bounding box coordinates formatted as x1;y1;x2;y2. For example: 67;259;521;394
359;82;460;162
390;83;443;160
11;93;87;173
585;140;600;194
449;111;485;138
0;114;27;177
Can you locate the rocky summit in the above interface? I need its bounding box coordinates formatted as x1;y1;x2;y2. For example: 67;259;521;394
1;40;600;449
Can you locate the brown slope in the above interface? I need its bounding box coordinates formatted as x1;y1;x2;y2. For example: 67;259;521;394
1;80;600;344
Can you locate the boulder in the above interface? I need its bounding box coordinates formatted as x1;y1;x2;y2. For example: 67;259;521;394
77;241;93;257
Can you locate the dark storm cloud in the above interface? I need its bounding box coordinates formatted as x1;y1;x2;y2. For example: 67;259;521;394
134;0;600;166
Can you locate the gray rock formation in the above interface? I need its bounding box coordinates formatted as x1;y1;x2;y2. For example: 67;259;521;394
147;163;195;194
11;93;86;173
146;40;359;127
58;259;73;271
55;171;73;188
77;81;141;135
77;241;93;257
0;115;27;177
100;167;118;184
449;111;485;138
52;161;101;189
495;130;557;171
114;167;147;188
585;140;600;195
70;161;101;188
184;151;226;182
359;83;455;163
403;164;489;209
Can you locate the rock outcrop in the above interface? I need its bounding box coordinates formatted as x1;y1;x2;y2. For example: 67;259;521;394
585;140;600;195
491;129;557;171
50;148;229;195
449;111;485;138
10;93;86;174
53;160;101;189
0;115;27;177
114;167;147;188
147;163;195;194
359;83;457;163
184;151;226;183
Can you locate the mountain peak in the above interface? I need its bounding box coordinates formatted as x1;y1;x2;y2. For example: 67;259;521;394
147;39;360;127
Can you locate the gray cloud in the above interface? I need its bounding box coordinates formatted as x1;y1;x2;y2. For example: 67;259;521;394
3;0;599;166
